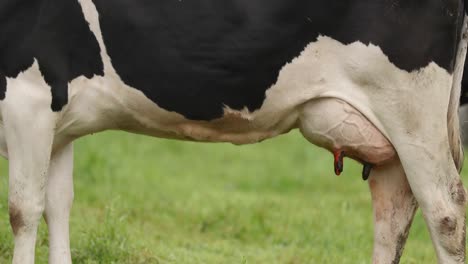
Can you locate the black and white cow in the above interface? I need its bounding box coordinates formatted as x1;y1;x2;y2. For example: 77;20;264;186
0;1;467;263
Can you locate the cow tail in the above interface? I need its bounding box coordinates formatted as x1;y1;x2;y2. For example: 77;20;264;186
448;12;468;172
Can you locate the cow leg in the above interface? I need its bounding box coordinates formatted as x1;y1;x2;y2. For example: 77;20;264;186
1;63;57;264
392;138;466;263
4;114;55;264
374;74;467;262
45;143;74;264
368;158;417;264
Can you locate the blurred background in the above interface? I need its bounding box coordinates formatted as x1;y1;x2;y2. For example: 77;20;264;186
461;105;468;146
0;129;456;263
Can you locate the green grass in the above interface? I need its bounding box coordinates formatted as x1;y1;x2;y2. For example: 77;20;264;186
0;130;463;263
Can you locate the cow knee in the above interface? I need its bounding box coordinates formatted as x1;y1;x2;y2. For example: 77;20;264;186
9;199;44;235
9;203;24;236
440;216;458;236
431;182;467;258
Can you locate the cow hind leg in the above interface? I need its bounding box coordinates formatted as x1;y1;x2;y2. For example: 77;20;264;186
368;158;418;264
374;70;467;262
393;137;466;263
45;143;74;264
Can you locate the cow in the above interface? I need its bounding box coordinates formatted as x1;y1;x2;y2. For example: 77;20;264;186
0;1;466;263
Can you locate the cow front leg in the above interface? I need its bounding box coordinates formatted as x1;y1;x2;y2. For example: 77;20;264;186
3;112;55;264
1;62;57;264
45;143;74;264
368;158;417;264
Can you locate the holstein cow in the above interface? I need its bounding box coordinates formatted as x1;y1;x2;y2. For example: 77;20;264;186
0;1;467;263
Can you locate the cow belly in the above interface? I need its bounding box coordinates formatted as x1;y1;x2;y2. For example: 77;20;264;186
58;36;400;156
300;98;395;165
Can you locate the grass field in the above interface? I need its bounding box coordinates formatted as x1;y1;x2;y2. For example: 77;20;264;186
0;130;464;263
